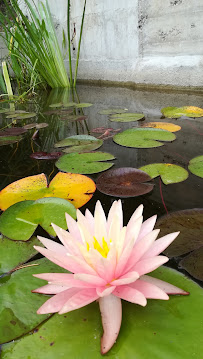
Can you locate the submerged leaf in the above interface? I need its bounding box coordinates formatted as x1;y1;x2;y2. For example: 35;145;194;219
113;128;176;148
139;163;188;184
0;172;96;210
96;168;154;197
56;152;115;174
141;122;181;132
188;155;203;178
1;267;202;358
156;209;203;257
55;135;103;153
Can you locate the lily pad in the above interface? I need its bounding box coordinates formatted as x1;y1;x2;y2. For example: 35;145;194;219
113;128;176;148
0;236;40;275
98;108;128;115
156;209;203;257
55;135;103;153
161;106;203;118
110;113;145;122
96;168;154;197
0;136;22;146
75;103;93;108
139;163;189;185
0;128;27;136
56;152;115;174
0;258;67;345
30;151;62;160
23;123;38;130
59;115;87;122
188;155;203;178
1;266;203;358
0;172;96;211
6;112;37;120
49;102;76;108
141;122;181;132
0;197;76;241
180;246;203;281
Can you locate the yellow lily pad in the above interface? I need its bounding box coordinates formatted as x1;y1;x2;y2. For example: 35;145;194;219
141;122;181;132
0;172;96;211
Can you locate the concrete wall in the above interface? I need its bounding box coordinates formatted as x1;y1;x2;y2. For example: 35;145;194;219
5;0;203;88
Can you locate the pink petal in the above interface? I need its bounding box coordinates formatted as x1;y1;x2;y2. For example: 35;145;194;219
131;256;169;276
74;273;107;286
96;286;116;297
33;273;98;288
112;271;139;286
65;212;82;242
59;288;98;314
140;275;189;295
33;273;74;281
126;204;143;233
130;279;169;300
124;215;143;246
85;208;94;233
37;288;79;314
107;201;123;232
94;201;107;242
113;285;147;306
99;294;122;354
51;223;82;257
32;284;68;294
124;229;160;273
137;215;157;242
142;232;180;259
37;236;67;255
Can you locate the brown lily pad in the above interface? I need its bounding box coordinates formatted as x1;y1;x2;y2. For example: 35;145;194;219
156;209;203;257
96;167;154;197
30;152;62;160
0;128;27;136
179;246;203;281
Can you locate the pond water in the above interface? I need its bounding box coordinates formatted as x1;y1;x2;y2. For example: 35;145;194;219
0;84;203;358
0;84;202;283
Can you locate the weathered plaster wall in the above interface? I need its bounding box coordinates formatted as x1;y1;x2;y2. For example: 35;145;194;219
10;0;203;87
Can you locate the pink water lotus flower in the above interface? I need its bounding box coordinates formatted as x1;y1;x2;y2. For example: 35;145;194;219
33;201;188;354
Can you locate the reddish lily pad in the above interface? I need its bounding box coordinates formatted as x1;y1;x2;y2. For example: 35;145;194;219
156;209;203;257
0;172;96;210
55;135;103;153
180;246;203;281
23;123;37;130
30;152;62;160
56;152;115;174
0;128;27;136
188;155;203;178
139;163;189;185
96;168;154;197
113;128;176;148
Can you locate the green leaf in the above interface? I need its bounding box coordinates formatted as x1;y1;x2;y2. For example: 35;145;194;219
98;108;128;115
188;155;203;178
0;258;67;345
0;236;40;275
161;106;203;118
55;135;103;153
0;136;22;146
1;267;203;358
109;113;145;122
56;152;115;174
139;163;188;184
113;128;176;148
75;103;93;108
6;112;37;120
0;198;76;241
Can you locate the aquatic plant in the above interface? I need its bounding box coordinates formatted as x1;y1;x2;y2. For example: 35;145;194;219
33;200;188;354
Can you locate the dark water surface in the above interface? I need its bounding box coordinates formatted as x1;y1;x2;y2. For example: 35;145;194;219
0;84;202;284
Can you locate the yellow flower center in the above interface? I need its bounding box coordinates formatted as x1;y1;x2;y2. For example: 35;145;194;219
87;237;110;258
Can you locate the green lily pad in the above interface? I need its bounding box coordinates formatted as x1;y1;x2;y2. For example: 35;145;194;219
0;197;76;241
109;113;145;122
180;246;203;281
0;258;67;345
56;152;115;174
49;102;76;108
59;115;87;122
1;266;202;358
188;155;203;178
0;236;40;275
161;106;203;118
75;103;93;108
55;135;103;153
0;108;10;113
6;112;36;120
139;163;189;185
98;108;128;115
0;136;22;146
156;209;203;257
113;128;176;148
